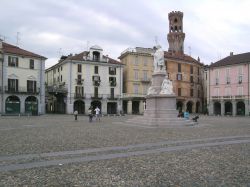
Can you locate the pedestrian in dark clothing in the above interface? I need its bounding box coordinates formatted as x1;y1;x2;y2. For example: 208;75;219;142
88;107;93;122
74;110;78;121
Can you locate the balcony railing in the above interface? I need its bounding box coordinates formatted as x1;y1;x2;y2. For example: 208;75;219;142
75;79;84;85
123;93;146;98
4;86;40;94
141;78;151;83
107;94;120;100
47;85;67;94
74;93;85;99
91;94;103;99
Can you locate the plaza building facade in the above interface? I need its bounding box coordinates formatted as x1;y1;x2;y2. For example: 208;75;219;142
207;52;250;116
45;45;124;115
0;40;46;115
119;47;154;114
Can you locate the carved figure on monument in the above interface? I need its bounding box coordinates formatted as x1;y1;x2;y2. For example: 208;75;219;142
160;75;174;95
147;86;157;95
153;45;165;72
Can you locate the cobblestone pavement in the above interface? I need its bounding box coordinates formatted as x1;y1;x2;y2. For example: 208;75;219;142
0;115;249;186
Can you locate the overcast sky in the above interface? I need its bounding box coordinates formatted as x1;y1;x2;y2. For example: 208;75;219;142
1;0;249;68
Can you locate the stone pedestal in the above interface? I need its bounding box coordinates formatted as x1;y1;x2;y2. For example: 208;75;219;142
127;71;194;126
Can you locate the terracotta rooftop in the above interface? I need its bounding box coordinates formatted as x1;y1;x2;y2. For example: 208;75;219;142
164;51;202;65
2;42;46;59
210;52;250;67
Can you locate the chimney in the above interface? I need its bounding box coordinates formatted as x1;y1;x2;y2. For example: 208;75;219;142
230;52;233;56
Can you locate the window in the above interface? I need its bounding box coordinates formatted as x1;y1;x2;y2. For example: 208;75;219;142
109;77;116;86
61;66;63;71
109;67;116;75
215;78;219;85
61;75;62;82
93;51;100;61
190;89;193;97
178;63;181;73
178;88;181;96
214;87;220;96
27;80;37;93
77;75;82;85
177;74;182;81
143;71;148;81
190;66;193;74
226;68;230;84
94;87;98;97
238;66;243;84
30;59;34;69
92;75;100;86
134;56;138;66
78;64;82;73
237;86;243;96
190;75;193;83
58;68;59;72
197;67;200;75
8;79;18;92
110;88;114;98
75;86;84;97
134;69;139;80
8;56;18;67
143;58;148;66
225;87;231;96
133;84;139;94
94;66;98;74
226;77;230;84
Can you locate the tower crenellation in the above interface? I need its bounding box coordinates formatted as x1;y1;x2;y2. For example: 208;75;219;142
167;11;185;54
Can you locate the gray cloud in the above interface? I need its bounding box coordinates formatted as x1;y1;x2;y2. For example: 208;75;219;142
0;0;249;68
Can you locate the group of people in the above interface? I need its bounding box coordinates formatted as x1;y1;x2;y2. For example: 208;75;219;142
88;106;101;122
73;106;101;122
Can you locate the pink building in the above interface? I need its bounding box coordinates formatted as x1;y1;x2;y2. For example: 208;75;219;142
207;52;250;116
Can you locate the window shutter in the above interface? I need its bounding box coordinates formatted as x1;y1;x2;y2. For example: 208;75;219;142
16;79;19;91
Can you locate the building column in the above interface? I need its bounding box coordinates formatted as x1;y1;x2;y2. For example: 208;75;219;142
127;100;132;114
208;101;213;115
66;95;73;114
139;100;144;114
20;95;25;114
102;99;107;115
221;100;224;116
245;100;249;116
232;100;236;116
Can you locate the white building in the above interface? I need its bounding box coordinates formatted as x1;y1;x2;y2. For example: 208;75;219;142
45;45;124;115
0;40;46;115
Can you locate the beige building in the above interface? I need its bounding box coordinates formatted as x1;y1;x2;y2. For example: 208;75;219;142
0;40;46;115
119;47;154;114
45;45;124;115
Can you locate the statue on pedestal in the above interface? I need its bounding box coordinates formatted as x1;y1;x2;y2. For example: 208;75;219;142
160;75;174;95
153;45;165;72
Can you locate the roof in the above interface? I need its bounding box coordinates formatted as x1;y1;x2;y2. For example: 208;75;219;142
164;51;202;65
90;45;103;51
60;51;123;65
210;52;250;68
2;42;47;59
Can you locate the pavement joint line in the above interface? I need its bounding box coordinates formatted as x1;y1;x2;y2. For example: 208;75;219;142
0;135;249;162
0;139;249;172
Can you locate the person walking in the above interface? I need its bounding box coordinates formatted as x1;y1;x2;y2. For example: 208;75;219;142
73;110;78;121
88;106;93;122
94;106;101;121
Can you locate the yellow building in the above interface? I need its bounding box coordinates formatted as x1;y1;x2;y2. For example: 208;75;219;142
119;47;154;114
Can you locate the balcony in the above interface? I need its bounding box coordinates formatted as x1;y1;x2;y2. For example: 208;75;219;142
107;94;119;100
91;94;103;99
74;93;85;99
223;95;232;99
47;85;67;94
5;86;40;94
211;96;221;99
123;93;146;99
93;81;101;86
141;78;151;83
75;79;84;85
235;95;245;99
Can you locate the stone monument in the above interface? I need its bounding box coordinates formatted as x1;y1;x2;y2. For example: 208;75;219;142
127;45;193;126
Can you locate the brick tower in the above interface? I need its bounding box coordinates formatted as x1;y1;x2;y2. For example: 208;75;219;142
167;11;185;54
